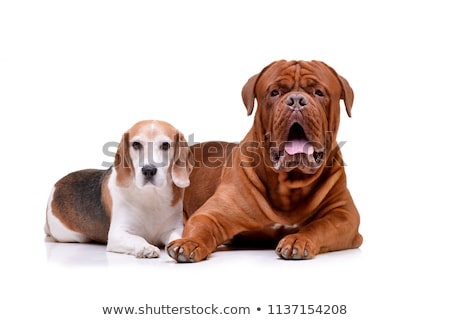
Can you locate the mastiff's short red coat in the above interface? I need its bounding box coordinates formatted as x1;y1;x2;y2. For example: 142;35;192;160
168;60;363;262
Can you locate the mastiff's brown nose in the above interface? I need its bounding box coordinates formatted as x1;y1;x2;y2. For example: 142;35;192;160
285;93;309;110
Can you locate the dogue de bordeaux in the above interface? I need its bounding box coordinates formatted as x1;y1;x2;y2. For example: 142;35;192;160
168;60;363;262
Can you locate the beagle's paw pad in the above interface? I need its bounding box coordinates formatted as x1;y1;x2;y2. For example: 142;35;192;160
136;245;160;258
276;234;317;260
167;239;208;263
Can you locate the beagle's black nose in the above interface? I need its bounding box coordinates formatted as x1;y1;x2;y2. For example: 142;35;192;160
142;164;157;177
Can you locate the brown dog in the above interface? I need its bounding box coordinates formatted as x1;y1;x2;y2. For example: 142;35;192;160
168;60;363;262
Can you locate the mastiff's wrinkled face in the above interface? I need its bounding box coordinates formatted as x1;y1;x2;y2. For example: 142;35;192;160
242;60;354;174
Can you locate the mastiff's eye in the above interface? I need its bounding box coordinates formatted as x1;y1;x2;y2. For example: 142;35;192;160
314;89;324;97
132;141;142;150
161;142;171;151
270;89;280;97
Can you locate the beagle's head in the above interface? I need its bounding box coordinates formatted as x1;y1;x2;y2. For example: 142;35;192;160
114;120;192;189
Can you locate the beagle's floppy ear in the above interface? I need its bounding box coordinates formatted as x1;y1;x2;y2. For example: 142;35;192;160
114;132;134;187
171;132;193;188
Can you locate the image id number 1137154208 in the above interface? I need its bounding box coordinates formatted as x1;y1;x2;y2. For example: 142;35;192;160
267;304;347;315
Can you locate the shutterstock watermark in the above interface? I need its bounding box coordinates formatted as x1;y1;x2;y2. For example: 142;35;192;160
101;133;347;169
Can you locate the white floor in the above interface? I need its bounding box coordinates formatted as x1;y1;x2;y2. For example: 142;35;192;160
0;221;445;320
44;235;363;268
39;232;449;320
42;235;369;316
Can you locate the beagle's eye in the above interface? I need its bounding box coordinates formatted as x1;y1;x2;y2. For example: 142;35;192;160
270;89;280;97
132;141;142;150
314;89;324;97
161;142;171;151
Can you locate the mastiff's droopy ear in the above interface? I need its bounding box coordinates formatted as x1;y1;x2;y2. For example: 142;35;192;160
337;74;354;118
241;73;260;116
241;60;285;116
316;60;354;118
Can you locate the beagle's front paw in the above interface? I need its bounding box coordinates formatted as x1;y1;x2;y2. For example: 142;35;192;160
135;245;160;258
107;239;160;259
167;239;209;263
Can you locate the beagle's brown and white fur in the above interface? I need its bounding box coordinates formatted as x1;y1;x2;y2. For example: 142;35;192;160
45;120;192;258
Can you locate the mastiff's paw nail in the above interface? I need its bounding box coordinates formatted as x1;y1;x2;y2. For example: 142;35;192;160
292;248;301;259
168;246;177;259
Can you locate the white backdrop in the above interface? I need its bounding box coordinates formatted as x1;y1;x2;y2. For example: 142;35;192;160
1;1;449;319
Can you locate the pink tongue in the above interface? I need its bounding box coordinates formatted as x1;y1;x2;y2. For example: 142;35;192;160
285;139;314;155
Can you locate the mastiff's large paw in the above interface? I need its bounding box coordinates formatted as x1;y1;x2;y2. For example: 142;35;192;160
276;233;318;260
167;239;209;263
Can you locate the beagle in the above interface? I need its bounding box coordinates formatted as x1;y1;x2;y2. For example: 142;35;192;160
45;120;192;258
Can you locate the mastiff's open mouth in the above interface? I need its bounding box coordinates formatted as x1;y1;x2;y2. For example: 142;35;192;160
270;122;324;172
